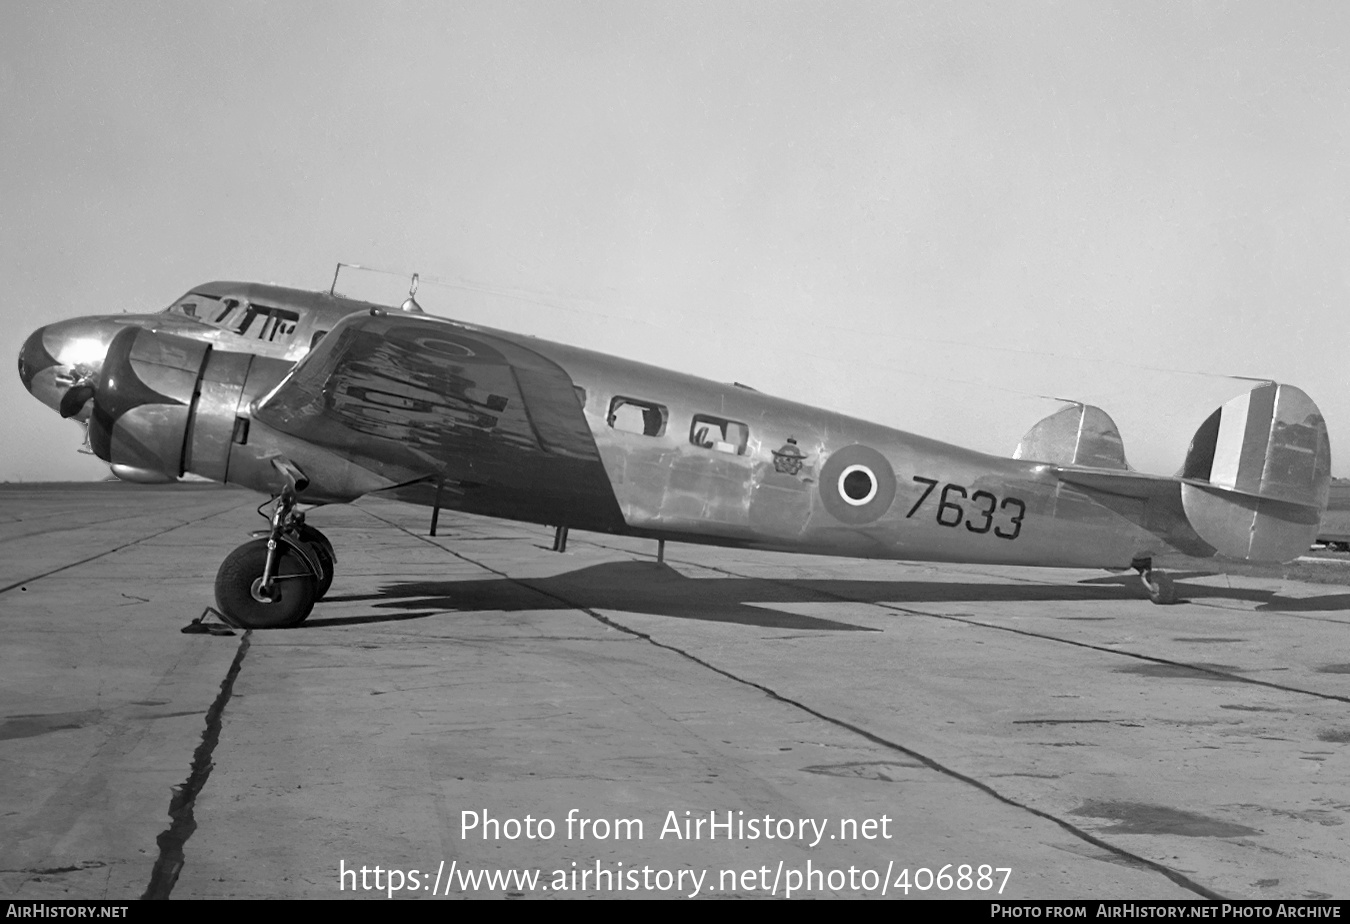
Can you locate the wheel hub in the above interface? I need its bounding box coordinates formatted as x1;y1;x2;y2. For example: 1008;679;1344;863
249;577;277;604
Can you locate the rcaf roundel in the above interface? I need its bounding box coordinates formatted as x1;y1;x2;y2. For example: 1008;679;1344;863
818;444;897;524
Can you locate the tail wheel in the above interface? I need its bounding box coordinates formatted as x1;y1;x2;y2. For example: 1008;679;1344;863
215;538;316;628
297;525;335;600
1141;570;1178;605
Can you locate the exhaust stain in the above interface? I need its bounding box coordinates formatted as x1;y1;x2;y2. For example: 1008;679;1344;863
1052;841;1152;871
1115;663;1247;682
1170;638;1246;644
1071;800;1259;837
802;760;924;782
131;700;169;706
1221;705;1285;712
14;861;107;875
132;711;202;722
0;710;102;741
1317;664;1350;674
991;772;1062;779
1013;719;1111;725
1232;805;1343;827
1317;729;1350;743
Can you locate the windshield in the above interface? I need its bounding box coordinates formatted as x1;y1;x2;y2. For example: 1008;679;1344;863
162;292;301;344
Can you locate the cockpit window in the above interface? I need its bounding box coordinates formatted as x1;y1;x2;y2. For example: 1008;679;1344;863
163;293;208;319
162;293;300;344
238;304;300;342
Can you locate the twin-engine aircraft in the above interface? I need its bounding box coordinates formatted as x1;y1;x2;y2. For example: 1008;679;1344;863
18;279;1331;627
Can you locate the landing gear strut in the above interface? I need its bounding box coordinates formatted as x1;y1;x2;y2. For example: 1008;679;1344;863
1132;557;1178;605
214;484;332;628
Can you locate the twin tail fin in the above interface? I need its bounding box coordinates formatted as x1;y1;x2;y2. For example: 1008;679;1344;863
1178;383;1330;562
1016;383;1331;563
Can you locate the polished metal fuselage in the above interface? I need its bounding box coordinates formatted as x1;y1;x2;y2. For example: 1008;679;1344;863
22;282;1199;572
510;340;1182;569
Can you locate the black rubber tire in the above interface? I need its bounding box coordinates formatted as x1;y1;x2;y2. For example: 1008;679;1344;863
298;525;335;600
1144;570;1178;605
215;538;316;628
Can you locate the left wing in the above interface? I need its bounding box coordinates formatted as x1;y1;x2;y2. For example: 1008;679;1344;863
252;309;625;528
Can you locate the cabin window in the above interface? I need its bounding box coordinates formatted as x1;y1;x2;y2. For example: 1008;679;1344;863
690;414;749;455
607;397;667;437
309;329;329;351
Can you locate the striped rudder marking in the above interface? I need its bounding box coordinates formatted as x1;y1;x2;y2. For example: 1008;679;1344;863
1180;383;1331;562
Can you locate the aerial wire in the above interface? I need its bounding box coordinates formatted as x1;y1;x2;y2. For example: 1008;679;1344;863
327;263;1269;406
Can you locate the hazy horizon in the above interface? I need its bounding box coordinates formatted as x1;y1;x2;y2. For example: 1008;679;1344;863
5;2;1347;483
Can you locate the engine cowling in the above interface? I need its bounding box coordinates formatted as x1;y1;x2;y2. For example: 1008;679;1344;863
85;326;395;501
89;327;253;482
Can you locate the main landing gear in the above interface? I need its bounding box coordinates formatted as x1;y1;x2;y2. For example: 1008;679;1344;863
1132;557;1178;605
214;485;337;628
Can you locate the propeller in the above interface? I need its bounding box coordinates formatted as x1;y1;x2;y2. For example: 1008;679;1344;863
58;377;97;419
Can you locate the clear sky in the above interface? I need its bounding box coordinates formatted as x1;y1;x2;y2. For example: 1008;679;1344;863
3;1;1347;482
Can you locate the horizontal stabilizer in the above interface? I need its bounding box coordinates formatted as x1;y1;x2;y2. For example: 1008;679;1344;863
1051;467;1176;500
1180;383;1330;562
1180;483;1321;561
1015;404;1130;470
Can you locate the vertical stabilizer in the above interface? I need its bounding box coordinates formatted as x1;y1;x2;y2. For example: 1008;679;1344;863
1014;404;1130;470
1180;383;1330;562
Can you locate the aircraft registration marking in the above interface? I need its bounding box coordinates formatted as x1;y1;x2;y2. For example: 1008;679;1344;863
907;477;1026;540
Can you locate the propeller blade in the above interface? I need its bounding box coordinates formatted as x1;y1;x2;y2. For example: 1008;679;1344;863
59;382;96;419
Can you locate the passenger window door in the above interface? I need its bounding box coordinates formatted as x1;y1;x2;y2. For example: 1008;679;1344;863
608;397;667;437
690;414;749;455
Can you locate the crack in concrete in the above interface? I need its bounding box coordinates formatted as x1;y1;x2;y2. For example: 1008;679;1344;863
583;536;1350;706
371;511;1224;901
141;631;252;900
1;502;251;598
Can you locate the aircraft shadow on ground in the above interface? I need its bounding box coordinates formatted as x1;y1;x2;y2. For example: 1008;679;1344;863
304;560;1350;630
1078;571;1350;612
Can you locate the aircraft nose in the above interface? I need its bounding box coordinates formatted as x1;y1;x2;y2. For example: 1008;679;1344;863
18;326;58;394
18;318;122;417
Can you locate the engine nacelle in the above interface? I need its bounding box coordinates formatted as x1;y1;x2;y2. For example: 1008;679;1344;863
109;464;178;484
89;327;253;483
86;326;393;502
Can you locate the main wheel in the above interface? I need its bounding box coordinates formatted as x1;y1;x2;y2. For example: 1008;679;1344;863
215;538;317;628
297;525;335;600
1142;570;1178;605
